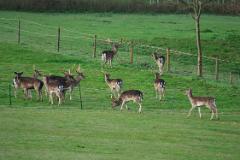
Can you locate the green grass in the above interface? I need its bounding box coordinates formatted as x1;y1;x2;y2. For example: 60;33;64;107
0;11;240;160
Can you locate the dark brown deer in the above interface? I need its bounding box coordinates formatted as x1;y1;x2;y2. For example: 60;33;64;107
13;71;44;101
104;73;123;98
42;65;84;101
112;90;143;113
152;52;165;75
185;88;219;120
154;73;166;101
101;44;119;68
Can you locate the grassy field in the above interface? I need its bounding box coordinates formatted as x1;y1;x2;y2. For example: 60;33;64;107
0;11;240;160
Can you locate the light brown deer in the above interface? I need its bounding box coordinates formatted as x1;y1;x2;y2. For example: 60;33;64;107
152;52;165;75
44;76;65;106
13;71;44;101
101;44;119;68
112;90;143;113
104;73;123;98
154;73;166;100
185;88;219;120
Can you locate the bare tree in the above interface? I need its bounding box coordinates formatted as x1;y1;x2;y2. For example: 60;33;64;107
181;0;206;77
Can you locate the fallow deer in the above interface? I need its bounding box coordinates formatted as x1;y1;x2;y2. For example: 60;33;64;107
154;73;166;100
185;88;219;120
112;90;143;113
13;71;44;101
152;52;165;75
101;44;119;68
44;76;65;106
104;73;123;98
42;65;84;101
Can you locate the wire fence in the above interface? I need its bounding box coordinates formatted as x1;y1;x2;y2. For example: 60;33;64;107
0;17;239;110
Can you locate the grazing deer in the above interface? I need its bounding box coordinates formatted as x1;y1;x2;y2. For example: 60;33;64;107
13;71;44;101
154;73;166;100
152;52;165;75
104;73;123;98
101;44;119;68
185;88;219;120
112;90;143;113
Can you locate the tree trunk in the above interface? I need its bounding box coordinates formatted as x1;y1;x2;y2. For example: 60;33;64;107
195;17;202;77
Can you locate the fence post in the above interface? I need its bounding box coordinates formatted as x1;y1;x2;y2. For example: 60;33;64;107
215;57;219;81
9;84;12;106
78;84;83;109
166;48;170;72
93;35;97;58
18;19;21;44
130;41;133;64
229;72;233;84
57;27;60;52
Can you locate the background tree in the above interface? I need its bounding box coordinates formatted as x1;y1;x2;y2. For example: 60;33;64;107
180;0;210;77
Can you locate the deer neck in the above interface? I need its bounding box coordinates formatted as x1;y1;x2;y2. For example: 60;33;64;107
187;92;194;102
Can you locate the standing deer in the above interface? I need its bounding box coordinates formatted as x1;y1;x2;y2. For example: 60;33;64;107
44;76;65;106
112;90;143;113
42;65;84;101
185;88;219;120
152;52;165;75
13;71;44;101
154;73;166;100
104;73;123;98
101;44;119;68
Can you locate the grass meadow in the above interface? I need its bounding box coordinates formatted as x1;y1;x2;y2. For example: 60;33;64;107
0;11;240;160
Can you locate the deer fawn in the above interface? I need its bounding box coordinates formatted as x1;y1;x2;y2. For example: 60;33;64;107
101;44;119;68
185;88;219;120
154;73;166;101
152;52;165;75
112;90;143;113
13;71;44;101
104;73;123;98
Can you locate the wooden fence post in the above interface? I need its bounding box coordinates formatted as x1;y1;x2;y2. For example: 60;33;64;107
18;19;21;44
166;48;170;72
215;57;219;81
57;27;60;52
93;35;97;58
9;84;12;106
229;72;233;84
130;41;133;64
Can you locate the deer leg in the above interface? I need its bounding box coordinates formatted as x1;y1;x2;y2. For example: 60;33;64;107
210;110;214;120
50;92;54;105
155;89;158;99
120;101;125;112
187;106;195;118
125;104;129;110
138;103;142;113
14;88;17;98
109;60;112;68
198;107;202;119
69;89;72;101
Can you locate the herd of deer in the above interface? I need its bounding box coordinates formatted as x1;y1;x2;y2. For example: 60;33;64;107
12;44;219;120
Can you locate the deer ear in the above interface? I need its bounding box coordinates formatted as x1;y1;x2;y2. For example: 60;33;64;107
20;72;23;75
14;72;17;74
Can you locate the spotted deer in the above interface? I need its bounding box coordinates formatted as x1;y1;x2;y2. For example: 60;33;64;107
185;88;219;120
42;65;84;101
104;73;123;98
101;44;119;68
44;76;65;106
13;71;44;101
112;90;143;113
152;52;165;75
154;73;166;101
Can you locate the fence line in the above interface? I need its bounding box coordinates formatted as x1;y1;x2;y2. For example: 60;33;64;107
0;17;239;85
